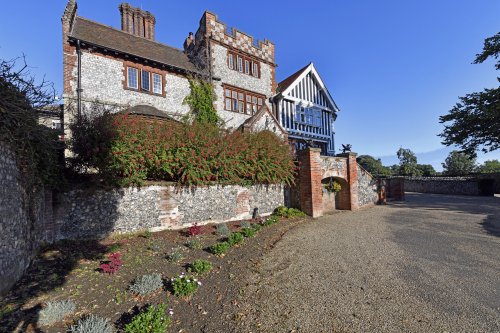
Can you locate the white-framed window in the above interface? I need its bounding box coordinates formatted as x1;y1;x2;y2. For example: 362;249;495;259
127;67;138;89
244;60;250;74
141;70;150;91
152;73;162;94
252;62;259;77
295;105;322;127
237;56;243;72
296;105;305;123
228;53;234;70
51;120;62;130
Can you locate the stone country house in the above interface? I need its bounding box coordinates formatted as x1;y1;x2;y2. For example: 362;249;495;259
61;0;339;155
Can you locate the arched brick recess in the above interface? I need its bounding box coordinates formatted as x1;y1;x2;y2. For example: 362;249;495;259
322;176;350;212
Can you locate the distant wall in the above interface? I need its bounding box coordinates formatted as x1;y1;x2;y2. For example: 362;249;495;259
403;177;481;196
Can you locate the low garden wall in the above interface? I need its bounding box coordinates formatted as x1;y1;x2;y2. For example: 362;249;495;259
56;184;284;239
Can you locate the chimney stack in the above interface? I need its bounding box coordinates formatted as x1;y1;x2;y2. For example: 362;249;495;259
119;3;156;40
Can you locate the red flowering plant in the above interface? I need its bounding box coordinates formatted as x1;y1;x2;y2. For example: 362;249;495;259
71;111;296;187
187;223;202;237
99;252;123;274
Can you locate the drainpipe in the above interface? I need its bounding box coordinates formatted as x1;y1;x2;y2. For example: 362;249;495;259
76;39;82;118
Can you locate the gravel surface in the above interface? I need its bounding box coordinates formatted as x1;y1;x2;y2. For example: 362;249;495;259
231;193;500;333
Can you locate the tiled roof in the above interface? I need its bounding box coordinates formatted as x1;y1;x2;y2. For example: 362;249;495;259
118;104;179;122
70;17;200;74
276;63;310;93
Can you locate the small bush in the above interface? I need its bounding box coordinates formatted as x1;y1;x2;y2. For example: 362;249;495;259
170;273;201;297
263;216;279;227
187;223;202;237
38;299;76;326
240;221;251;229
252;223;262;232
142;230;152;239
209;241;230;255
129;273;163;296
216;223;231;237
167;247;184;263
185;238;203;250
124;303;171;333
273;206;306;218
148;243;161;252
227;232;244;246
189;259;213;275
99;252;122;274
69;315;114;333
241;227;256;238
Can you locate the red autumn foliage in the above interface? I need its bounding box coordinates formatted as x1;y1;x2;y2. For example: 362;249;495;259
99;252;123;274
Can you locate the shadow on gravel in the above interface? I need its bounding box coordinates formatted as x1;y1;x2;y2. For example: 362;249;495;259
390;192;500;237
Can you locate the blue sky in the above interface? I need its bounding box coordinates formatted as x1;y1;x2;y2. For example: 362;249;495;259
1;1;499;170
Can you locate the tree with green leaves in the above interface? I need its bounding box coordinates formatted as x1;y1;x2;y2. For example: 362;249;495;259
183;77;219;125
397;148;422;176
439;32;500;157
416;164;437;176
356;155;392;177
477;159;500;174
442;150;476;176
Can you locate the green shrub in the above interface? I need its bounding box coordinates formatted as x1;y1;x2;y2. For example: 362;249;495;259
227;232;244;246
216;223;231;237
170;273;200;297
263;216;279;226
38;299;76;326
209;241;230;256
241;227;256;238
69;315;114;333
252;224;262;232
185;238;203;250
273;206;306;218
189;259;213;275
129;273;163;296
124;303;171;333
76;113;295;186
167;247;184;263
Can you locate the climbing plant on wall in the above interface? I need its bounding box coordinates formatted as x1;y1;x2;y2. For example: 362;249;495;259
183;77;220;125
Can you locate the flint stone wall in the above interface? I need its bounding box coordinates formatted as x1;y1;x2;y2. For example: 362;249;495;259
56;184;284;239
0;144;53;295
357;166;378;207
403;177;481;196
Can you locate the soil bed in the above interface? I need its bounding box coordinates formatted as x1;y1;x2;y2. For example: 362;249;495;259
0;216;308;333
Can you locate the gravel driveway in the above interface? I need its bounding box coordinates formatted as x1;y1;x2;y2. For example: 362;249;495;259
233;193;500;333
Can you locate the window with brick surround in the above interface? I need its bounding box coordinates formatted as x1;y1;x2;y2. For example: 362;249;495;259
227;51;260;78
224;85;265;115
141;70;150;91
125;65;164;96
152;73;162;94
127;67;138;89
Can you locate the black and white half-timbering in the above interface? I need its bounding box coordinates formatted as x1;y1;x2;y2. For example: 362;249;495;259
273;63;340;156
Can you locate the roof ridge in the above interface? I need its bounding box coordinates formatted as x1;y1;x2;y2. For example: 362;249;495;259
75;16;186;53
